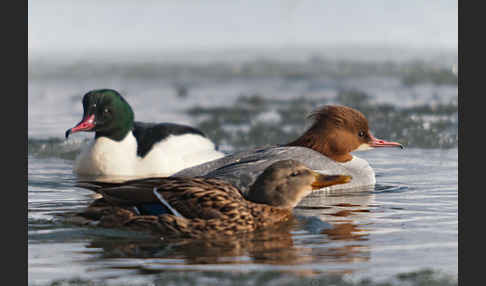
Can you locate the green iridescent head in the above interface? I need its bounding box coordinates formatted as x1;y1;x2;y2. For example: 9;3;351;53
66;89;134;141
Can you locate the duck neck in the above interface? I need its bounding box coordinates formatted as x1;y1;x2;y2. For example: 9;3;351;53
286;126;353;163
95;125;133;142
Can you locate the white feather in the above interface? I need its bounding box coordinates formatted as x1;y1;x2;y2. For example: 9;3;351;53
314;155;376;191
73;132;224;177
152;187;184;218
355;143;374;151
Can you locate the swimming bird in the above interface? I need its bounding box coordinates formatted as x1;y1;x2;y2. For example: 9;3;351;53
172;105;403;193
65;89;224;177
74;160;352;238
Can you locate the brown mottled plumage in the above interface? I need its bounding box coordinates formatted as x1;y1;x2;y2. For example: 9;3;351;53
72;160;351;238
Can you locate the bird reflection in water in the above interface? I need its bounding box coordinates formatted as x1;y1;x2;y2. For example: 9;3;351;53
75;194;373;277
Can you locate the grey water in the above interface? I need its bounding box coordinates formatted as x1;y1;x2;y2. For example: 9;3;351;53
28;1;457;284
28;49;457;285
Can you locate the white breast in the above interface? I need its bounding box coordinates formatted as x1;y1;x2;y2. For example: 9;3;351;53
340;155;376;185
136;133;225;177
73;132;224;177
73;133;138;176
316;155;375;191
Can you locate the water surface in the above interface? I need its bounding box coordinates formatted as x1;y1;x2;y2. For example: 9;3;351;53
28;51;457;285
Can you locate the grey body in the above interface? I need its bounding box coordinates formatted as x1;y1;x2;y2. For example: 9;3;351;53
172;145;366;196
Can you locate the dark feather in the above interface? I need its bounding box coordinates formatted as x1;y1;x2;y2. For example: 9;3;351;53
72;176;292;238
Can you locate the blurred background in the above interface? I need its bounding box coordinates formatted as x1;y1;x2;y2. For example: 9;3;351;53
28;1;458;285
29;0;457;56
28;0;457;154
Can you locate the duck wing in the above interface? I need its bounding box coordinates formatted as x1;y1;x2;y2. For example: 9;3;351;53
76;177;245;220
175;146;346;195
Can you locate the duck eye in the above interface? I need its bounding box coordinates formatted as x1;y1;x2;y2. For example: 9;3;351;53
358;131;365;137
290;171;300;177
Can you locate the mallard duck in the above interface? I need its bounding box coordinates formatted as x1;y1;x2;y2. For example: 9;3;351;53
65;89;224;177
74;160;351;238
173;105;403;193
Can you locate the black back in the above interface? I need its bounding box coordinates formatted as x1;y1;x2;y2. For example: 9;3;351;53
132;122;207;158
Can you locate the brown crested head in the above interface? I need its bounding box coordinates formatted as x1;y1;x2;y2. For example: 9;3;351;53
286;105;402;163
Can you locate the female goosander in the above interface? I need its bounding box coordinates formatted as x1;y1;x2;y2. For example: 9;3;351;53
65;89;224;177
74;160;351;238
173;105;403;194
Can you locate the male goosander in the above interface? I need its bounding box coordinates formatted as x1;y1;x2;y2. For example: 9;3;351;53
74;160;351;238
65;89;224;177
173;105;403;193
